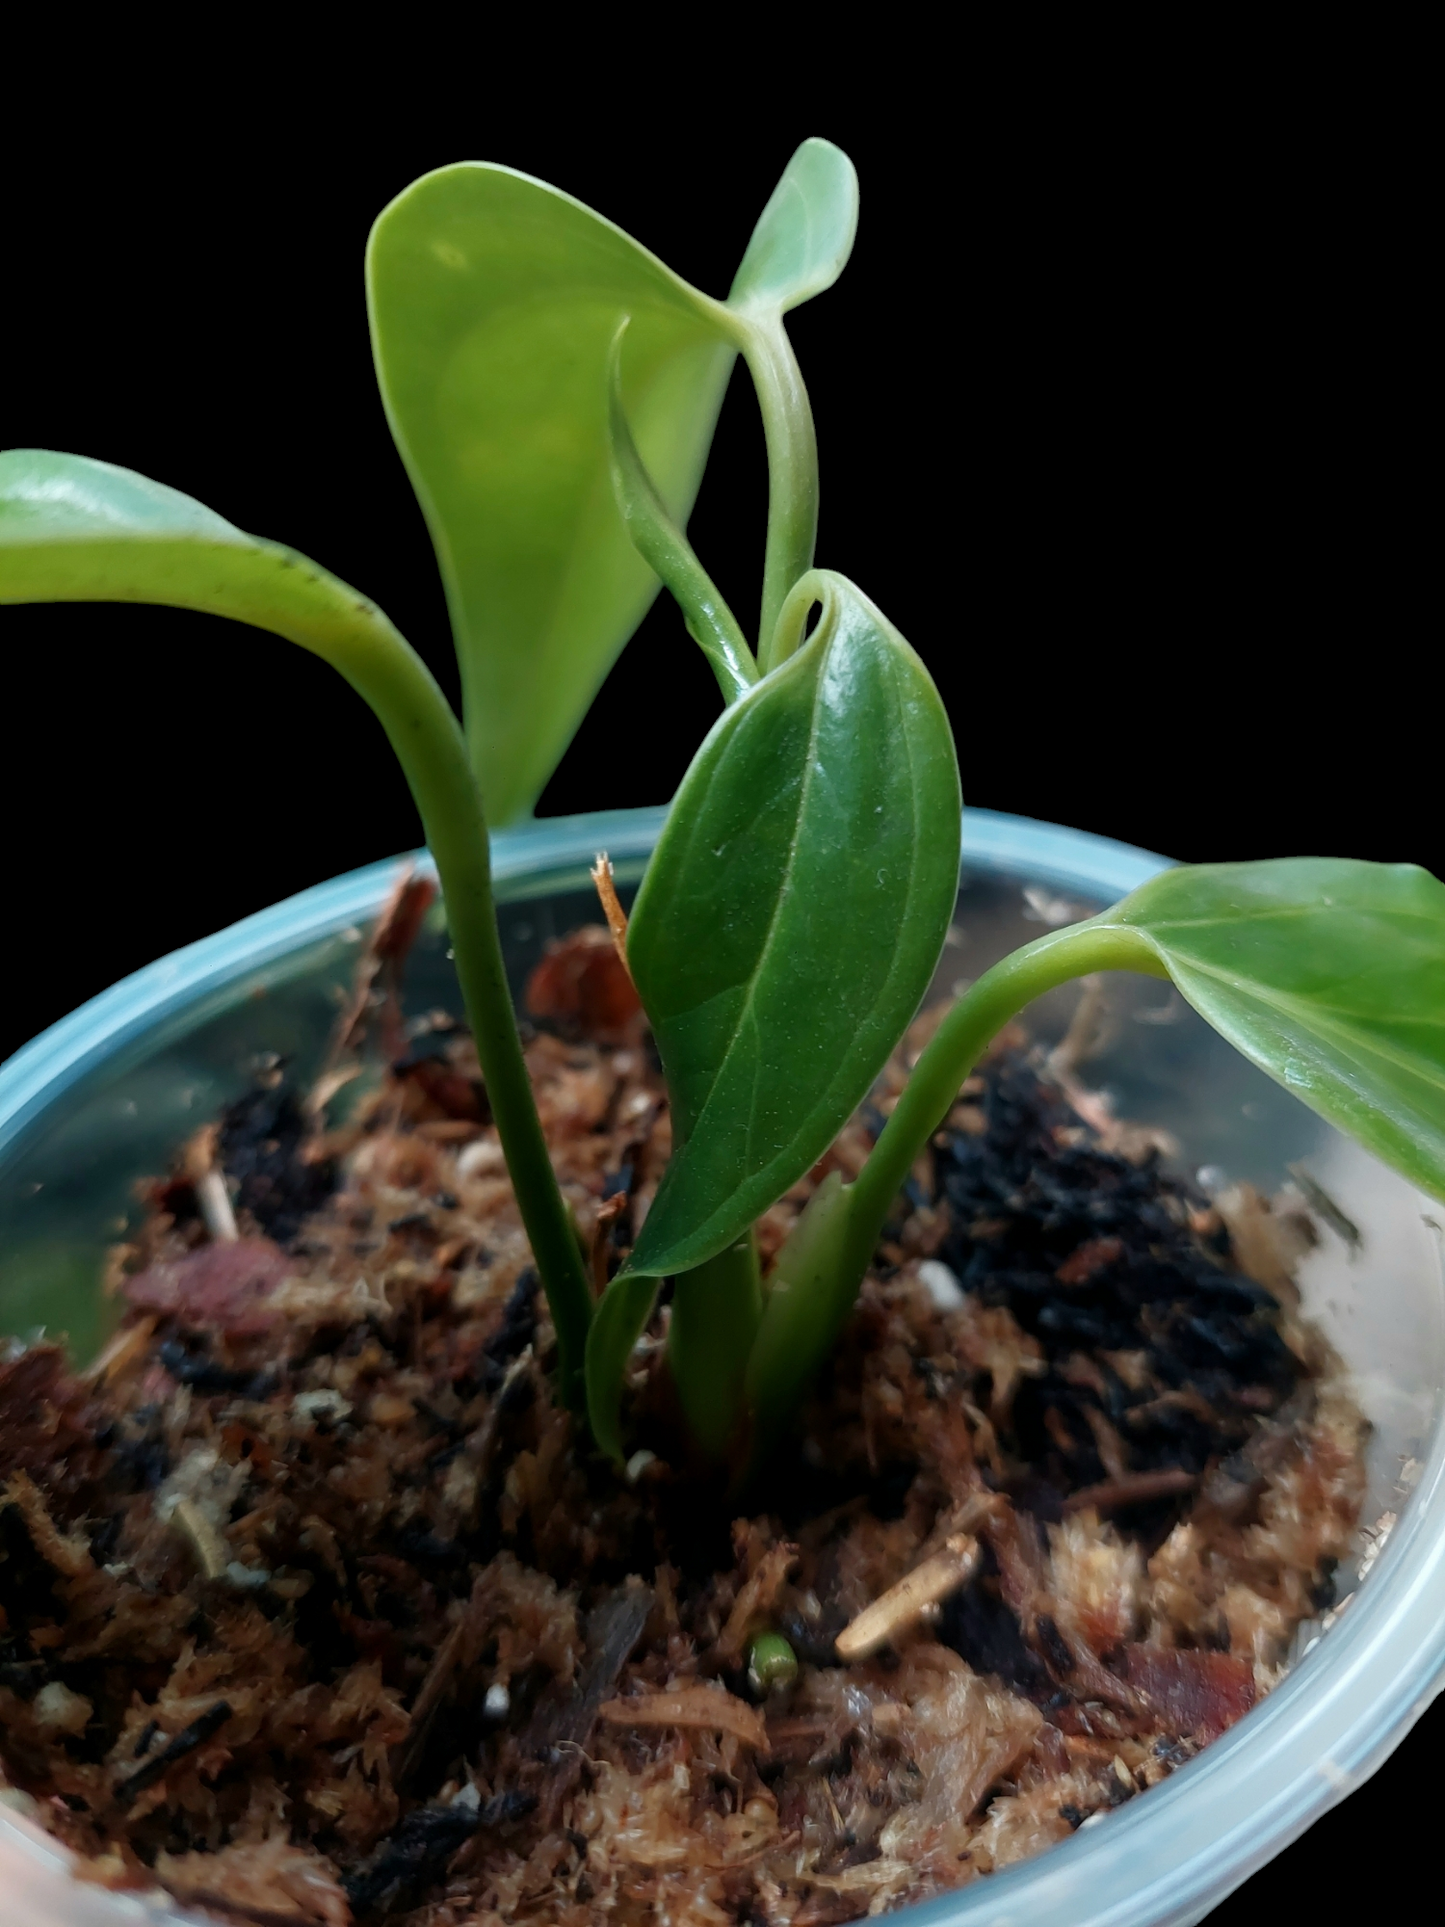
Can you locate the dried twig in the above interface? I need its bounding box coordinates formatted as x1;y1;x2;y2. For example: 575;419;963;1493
590;1192;628;1297
599;1685;768;1751
834;1534;979;1660
1063;1468;1197;1514
183;1124;239;1243
169;1497;230;1580
317;862;437;1091
590;852;633;980
2;1471;93;1576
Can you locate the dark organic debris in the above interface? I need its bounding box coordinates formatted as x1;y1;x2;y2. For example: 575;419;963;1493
934;1057;1301;1536
219;1080;339;1246
343;1789;538;1914
115;1701;232;1807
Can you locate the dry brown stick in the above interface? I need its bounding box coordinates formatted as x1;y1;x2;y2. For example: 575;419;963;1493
834;1534;980;1660
183;1123;239;1243
590;852;633;981
591;1192;628;1298
1063;1467;1197;1513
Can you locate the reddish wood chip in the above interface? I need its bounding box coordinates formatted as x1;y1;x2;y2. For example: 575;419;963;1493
120;1237;295;1336
396;1055;488;1122
1122;1646;1256;1742
526;927;641;1042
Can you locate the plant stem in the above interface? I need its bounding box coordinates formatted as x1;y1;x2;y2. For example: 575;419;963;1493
331;623;595;1410
842;918;1170;1291
737;316;819;670
667;1233;764;1460
607;323;757;702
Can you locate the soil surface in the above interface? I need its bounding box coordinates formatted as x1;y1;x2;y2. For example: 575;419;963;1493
0;915;1365;1925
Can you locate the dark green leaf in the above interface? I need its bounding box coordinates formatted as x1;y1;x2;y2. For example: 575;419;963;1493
1104;858;1445;1201
624;570;961;1277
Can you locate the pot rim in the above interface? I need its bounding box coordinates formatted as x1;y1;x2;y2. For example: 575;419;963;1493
1;804;1441;1927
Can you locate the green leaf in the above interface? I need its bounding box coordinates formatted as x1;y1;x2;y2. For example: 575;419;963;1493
366;165;739;825
0;449;409;683
624;569;962;1277
1105;858;1445;1201
0;449;600;1401
584;1271;660;1464
728;138;860;315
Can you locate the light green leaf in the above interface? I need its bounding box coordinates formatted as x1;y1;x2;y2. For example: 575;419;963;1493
623;569;961;1278
1105;858;1445;1201
0;449;416;697
0;447;601;1405
366;165;739;824
728;138;860;315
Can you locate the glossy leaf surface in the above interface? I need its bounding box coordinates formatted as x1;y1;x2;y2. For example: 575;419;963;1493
1106;858;1445;1201
367;166;737;824
624;570;961;1277
727;138;859;316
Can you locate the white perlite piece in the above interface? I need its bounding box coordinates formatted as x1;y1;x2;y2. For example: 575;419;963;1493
32;1682;92;1737
917;1260;966;1310
291;1390;353;1423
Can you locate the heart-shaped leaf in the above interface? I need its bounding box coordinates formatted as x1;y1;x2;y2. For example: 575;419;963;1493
1103;858;1445;1200
367;165;738;825
727;138;859;316
623;570;961;1277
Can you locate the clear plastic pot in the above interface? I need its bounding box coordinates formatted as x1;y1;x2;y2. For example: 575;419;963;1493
1;806;1441;1927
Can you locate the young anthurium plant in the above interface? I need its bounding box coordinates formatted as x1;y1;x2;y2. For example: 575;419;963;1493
3;140;1444;1491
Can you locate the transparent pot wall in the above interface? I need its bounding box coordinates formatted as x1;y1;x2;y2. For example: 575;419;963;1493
1;807;1442;1927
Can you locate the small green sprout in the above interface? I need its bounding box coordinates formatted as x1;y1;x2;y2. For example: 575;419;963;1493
747;1633;799;1698
4;140;1444;1482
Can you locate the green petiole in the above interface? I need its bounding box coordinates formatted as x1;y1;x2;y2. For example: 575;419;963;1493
842;918;1168;1288
606;321;758;704
733;314;820;670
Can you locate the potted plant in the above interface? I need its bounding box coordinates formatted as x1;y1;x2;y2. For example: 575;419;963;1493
1;139;1443;1925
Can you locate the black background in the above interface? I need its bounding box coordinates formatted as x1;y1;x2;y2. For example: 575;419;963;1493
1;57;1432;1922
